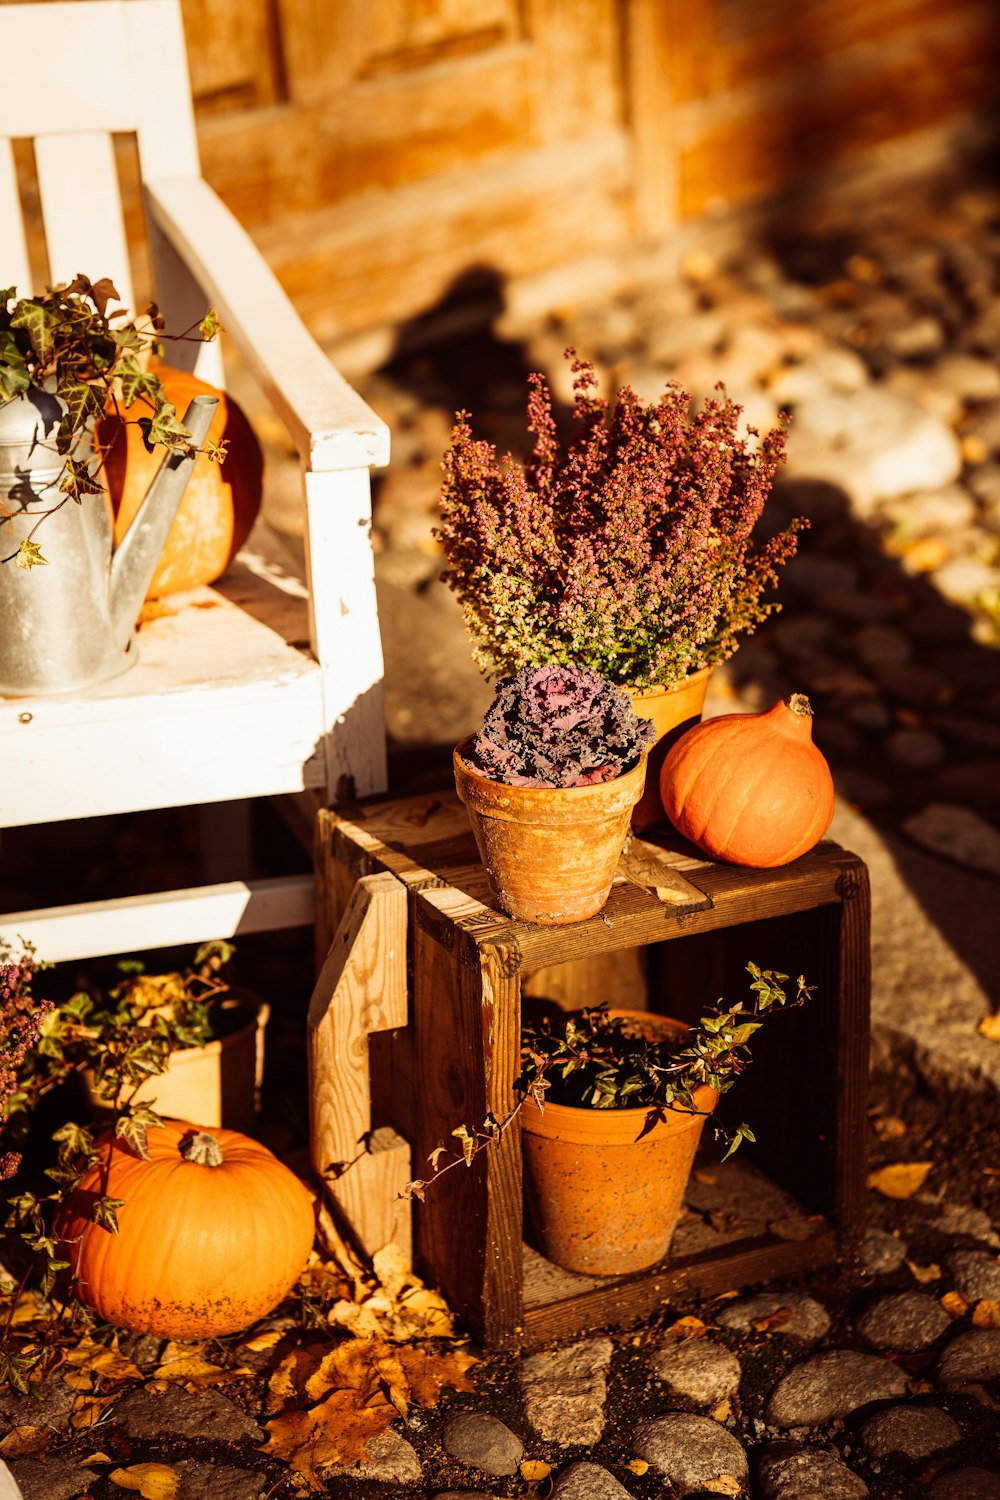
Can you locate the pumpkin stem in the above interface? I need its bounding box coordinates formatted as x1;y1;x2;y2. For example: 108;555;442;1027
785;693;813;718
179;1130;225;1167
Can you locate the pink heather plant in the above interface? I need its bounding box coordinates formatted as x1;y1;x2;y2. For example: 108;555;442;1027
1;941;53;1181
436;351;803;689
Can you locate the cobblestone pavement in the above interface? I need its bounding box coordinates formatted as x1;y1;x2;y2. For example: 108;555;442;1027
6;164;1000;1498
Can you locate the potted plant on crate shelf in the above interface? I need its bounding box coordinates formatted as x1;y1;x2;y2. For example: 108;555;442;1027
453;661;656;924
436;349;803;827
405;964;813;1278
0;275;223;696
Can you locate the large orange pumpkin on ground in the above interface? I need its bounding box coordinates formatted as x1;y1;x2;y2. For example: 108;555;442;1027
57;1119;315;1339
659;693;835;868
96;363;263;598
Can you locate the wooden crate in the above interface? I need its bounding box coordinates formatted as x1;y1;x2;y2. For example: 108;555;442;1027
313;791;870;1349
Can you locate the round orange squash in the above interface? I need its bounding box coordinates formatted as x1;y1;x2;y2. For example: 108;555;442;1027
58;1120;315;1339
659;693;835;868
96;363;263;598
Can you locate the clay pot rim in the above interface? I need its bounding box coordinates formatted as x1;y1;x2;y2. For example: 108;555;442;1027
626;665;713;702
453;736;647;804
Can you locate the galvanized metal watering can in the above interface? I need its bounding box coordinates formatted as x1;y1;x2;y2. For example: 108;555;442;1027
0;388;218;696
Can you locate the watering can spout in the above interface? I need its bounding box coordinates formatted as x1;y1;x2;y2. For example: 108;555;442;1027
109;394;219;649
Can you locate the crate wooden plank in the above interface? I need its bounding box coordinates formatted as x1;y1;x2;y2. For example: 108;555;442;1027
308;871;411;1263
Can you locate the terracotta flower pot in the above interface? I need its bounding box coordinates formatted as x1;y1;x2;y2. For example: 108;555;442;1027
84;993;269;1135
453;738;647;925
628;667;713;832
520;1012;718;1275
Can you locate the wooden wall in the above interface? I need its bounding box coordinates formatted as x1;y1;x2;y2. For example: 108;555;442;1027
7;0;1000;347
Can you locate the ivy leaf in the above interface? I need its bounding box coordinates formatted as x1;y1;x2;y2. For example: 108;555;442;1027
451;1124;476;1167
55;378;103;453
87;277;120;319
59;456;105;502
110;326;145;352
115;1115;150;1160
10;302;57;366
198;307;221;340
92;1195;127;1234
15;539;47;569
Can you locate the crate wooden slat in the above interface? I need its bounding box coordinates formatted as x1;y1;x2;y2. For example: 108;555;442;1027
316;790;871;1348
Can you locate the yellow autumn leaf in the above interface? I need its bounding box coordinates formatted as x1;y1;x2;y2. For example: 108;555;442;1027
520;1459;551;1480
867;1161;932;1199
907;1260;942;1284
940;1291;969;1318
667;1315;709;1340
710;1397;733;1422
709;1476;743;1497
65;1336;143;1383
153;1355;252;1386
71;1394;119;1429
240;1329;284;1353
109;1462;180;1499
80;1452;115;1465
978;1013;1000;1042
972;1299;1000;1328
627;1458;650;1474
0;1425;52;1458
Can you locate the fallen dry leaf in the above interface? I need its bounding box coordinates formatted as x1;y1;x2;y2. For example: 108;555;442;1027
709;1475;743;1497
868;1161;933;1199
152;1354;252;1387
626;1458;650;1475
65;1336;143;1384
872;1113;908;1141
260;1389;395;1491
109;1462;180;1498
395;1345;477;1406
240;1329;284;1353
768;1214;827;1242
941;1291;969;1318
972;1299;1000;1328
907;1261;943;1285
71;1394;119;1430
692;1170;718;1186
80;1452;114;1465
0;1425;52;1458
977;1013;1000;1043
520;1459;551;1480
666;1315;709;1341
710;1397;733;1422
751;1306;795;1333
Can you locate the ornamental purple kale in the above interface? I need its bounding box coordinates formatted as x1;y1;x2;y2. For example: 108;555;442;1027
468;664;656;788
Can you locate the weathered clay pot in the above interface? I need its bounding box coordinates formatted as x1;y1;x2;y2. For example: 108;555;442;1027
628;667;713;832
520;1012;718;1275
453;738;647;925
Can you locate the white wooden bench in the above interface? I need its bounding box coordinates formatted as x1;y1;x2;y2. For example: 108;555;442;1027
0;0;389;962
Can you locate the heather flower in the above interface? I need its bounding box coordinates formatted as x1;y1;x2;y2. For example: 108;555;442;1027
0;940;53;1181
466;664;655;788
436;350;802;689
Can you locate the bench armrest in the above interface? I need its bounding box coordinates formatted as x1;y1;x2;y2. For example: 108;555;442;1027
146;175;390;472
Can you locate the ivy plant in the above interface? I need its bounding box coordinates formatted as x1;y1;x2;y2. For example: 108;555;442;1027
0;275;223;568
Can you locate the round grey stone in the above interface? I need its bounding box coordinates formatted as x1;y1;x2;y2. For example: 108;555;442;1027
860;1226;907;1275
860;1404;961;1461
935;1206;1000;1247
717;1292;831;1344
553;1462;635;1499
651;1337;742;1406
902;804;1000;878
936;1329;1000;1385
758;1443;869;1500
857;1291;953;1352
932;556;1000;605
633;1412;748;1494
853;622;913;668
884;727;945;770
435;1493;498;1500
929;1468;1000;1500
765;1350;908;1428
882;485;977;535
171;1462;268;1499
932;353;1000;402
947;1250;1000;1304
113;1384;264;1444
443;1413;525;1477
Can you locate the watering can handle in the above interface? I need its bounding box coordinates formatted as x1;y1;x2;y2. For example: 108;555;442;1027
109;395;220;650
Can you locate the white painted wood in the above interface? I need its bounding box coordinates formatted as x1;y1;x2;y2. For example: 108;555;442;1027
0;141;31;294
127;0;201;179
303;466;387;799
0;875;315;964
0;3;139;136
146;218;226;384
0;1459;25;1500
146;177;391;470
34;132;134;313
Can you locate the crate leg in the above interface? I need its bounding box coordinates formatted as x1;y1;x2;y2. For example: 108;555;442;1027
308;870;412;1265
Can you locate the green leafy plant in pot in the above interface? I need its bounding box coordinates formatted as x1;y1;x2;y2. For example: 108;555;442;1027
453;662;656;924
436;349;803;827
404;965;813;1278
